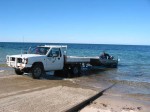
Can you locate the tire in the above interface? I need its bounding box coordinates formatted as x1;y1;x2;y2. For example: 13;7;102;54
71;65;81;77
15;69;24;75
31;65;43;79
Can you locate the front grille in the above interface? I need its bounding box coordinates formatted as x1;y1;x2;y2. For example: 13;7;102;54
11;57;15;61
10;57;22;63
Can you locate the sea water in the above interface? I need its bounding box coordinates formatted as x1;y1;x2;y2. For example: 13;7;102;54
0;42;150;96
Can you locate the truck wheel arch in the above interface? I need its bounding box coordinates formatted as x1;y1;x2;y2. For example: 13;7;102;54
31;62;45;79
32;62;44;70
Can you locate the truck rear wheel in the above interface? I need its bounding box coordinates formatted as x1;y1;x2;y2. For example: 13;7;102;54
31;65;43;79
71;65;81;77
15;69;24;75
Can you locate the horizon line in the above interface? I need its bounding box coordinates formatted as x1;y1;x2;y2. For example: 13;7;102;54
0;41;149;46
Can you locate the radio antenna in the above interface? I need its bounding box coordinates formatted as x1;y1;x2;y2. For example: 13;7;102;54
21;36;25;57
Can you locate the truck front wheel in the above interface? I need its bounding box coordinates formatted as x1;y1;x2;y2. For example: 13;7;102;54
15;69;24;75
31;65;43;79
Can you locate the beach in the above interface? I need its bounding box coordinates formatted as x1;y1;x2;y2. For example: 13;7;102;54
0;67;149;112
0;43;150;112
0;0;150;110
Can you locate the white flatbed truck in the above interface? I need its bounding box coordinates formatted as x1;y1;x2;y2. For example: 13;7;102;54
6;45;118;79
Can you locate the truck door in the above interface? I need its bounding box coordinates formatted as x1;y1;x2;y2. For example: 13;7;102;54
45;48;64;71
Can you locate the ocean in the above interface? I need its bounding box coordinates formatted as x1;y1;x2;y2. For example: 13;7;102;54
0;42;150;97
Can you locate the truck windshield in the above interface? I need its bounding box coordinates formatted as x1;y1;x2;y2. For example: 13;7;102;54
29;47;50;55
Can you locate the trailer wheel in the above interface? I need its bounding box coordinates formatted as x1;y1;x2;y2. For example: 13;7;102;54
15;69;23;75
71;65;81;77
31;65;43;79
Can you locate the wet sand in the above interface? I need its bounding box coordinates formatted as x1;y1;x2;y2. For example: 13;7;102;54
0;67;149;112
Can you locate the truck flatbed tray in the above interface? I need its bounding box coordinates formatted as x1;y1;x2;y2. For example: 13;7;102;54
66;56;99;63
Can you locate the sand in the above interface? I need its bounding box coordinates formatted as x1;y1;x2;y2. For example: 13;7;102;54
0;69;149;112
80;94;149;112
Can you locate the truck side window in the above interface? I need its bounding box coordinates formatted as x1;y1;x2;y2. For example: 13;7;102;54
48;48;60;57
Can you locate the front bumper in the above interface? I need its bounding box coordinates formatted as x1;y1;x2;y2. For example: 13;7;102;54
6;56;32;70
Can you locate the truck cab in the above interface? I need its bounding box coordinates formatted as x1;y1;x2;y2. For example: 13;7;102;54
6;45;67;79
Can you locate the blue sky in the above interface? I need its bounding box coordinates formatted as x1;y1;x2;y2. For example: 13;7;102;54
0;0;150;45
